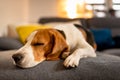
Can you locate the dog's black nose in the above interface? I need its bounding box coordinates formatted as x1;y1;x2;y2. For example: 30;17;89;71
12;54;23;63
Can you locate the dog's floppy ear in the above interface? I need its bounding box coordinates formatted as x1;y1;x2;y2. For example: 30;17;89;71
46;29;70;60
56;30;66;39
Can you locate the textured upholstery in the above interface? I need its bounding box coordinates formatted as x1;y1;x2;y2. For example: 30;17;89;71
0;51;120;80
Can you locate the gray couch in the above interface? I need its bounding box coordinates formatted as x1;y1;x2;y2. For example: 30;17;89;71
86;18;120;53
0;17;120;80
0;50;120;80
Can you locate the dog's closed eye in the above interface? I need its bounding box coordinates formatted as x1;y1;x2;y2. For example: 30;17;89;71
33;43;44;46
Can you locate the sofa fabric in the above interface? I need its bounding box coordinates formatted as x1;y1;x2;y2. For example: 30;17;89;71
86;18;120;36
0;51;120;80
0;37;23;50
91;29;115;51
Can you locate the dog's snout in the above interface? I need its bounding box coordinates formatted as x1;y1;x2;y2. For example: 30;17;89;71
12;54;23;63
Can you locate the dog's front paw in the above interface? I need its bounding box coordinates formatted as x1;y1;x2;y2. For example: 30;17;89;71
63;54;80;68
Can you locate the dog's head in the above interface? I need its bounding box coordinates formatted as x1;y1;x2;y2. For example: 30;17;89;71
12;29;69;68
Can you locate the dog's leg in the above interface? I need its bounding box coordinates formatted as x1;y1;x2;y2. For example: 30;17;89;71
62;52;70;59
64;47;96;68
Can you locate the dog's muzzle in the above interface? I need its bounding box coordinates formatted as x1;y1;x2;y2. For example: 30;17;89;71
12;54;24;64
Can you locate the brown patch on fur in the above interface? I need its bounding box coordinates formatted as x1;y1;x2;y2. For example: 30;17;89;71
78;28;97;50
31;29;70;62
45;29;70;60
93;43;97;50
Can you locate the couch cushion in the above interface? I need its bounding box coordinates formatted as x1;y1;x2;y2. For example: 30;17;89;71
16;25;50;44
0;51;120;80
7;24;19;39
113;35;120;48
91;28;115;51
0;37;23;50
87;18;120;36
103;49;120;57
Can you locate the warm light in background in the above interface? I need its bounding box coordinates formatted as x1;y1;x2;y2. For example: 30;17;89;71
65;0;77;18
58;0;93;19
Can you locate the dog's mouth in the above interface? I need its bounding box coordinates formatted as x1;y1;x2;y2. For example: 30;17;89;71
12;58;40;69
13;61;32;69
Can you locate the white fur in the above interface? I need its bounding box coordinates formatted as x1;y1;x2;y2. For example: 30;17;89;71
14;31;40;68
14;24;96;68
54;24;96;67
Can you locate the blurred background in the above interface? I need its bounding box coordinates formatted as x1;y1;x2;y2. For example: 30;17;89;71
58;0;120;18
0;0;120;35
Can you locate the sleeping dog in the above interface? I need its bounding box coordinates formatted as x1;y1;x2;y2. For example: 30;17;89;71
12;24;96;68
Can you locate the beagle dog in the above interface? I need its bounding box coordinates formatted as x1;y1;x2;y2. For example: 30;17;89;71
12;24;96;68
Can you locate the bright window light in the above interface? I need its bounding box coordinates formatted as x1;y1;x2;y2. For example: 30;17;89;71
116;11;120;17
65;0;77;18
113;0;120;3
85;0;104;4
113;5;120;10
96;12;106;17
86;5;93;10
94;5;105;10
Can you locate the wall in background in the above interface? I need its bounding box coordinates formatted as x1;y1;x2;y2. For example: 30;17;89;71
0;0;57;36
0;0;29;36
29;0;58;23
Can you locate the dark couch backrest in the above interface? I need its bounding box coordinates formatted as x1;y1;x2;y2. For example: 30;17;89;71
87;18;120;36
87;18;120;28
38;17;120;36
